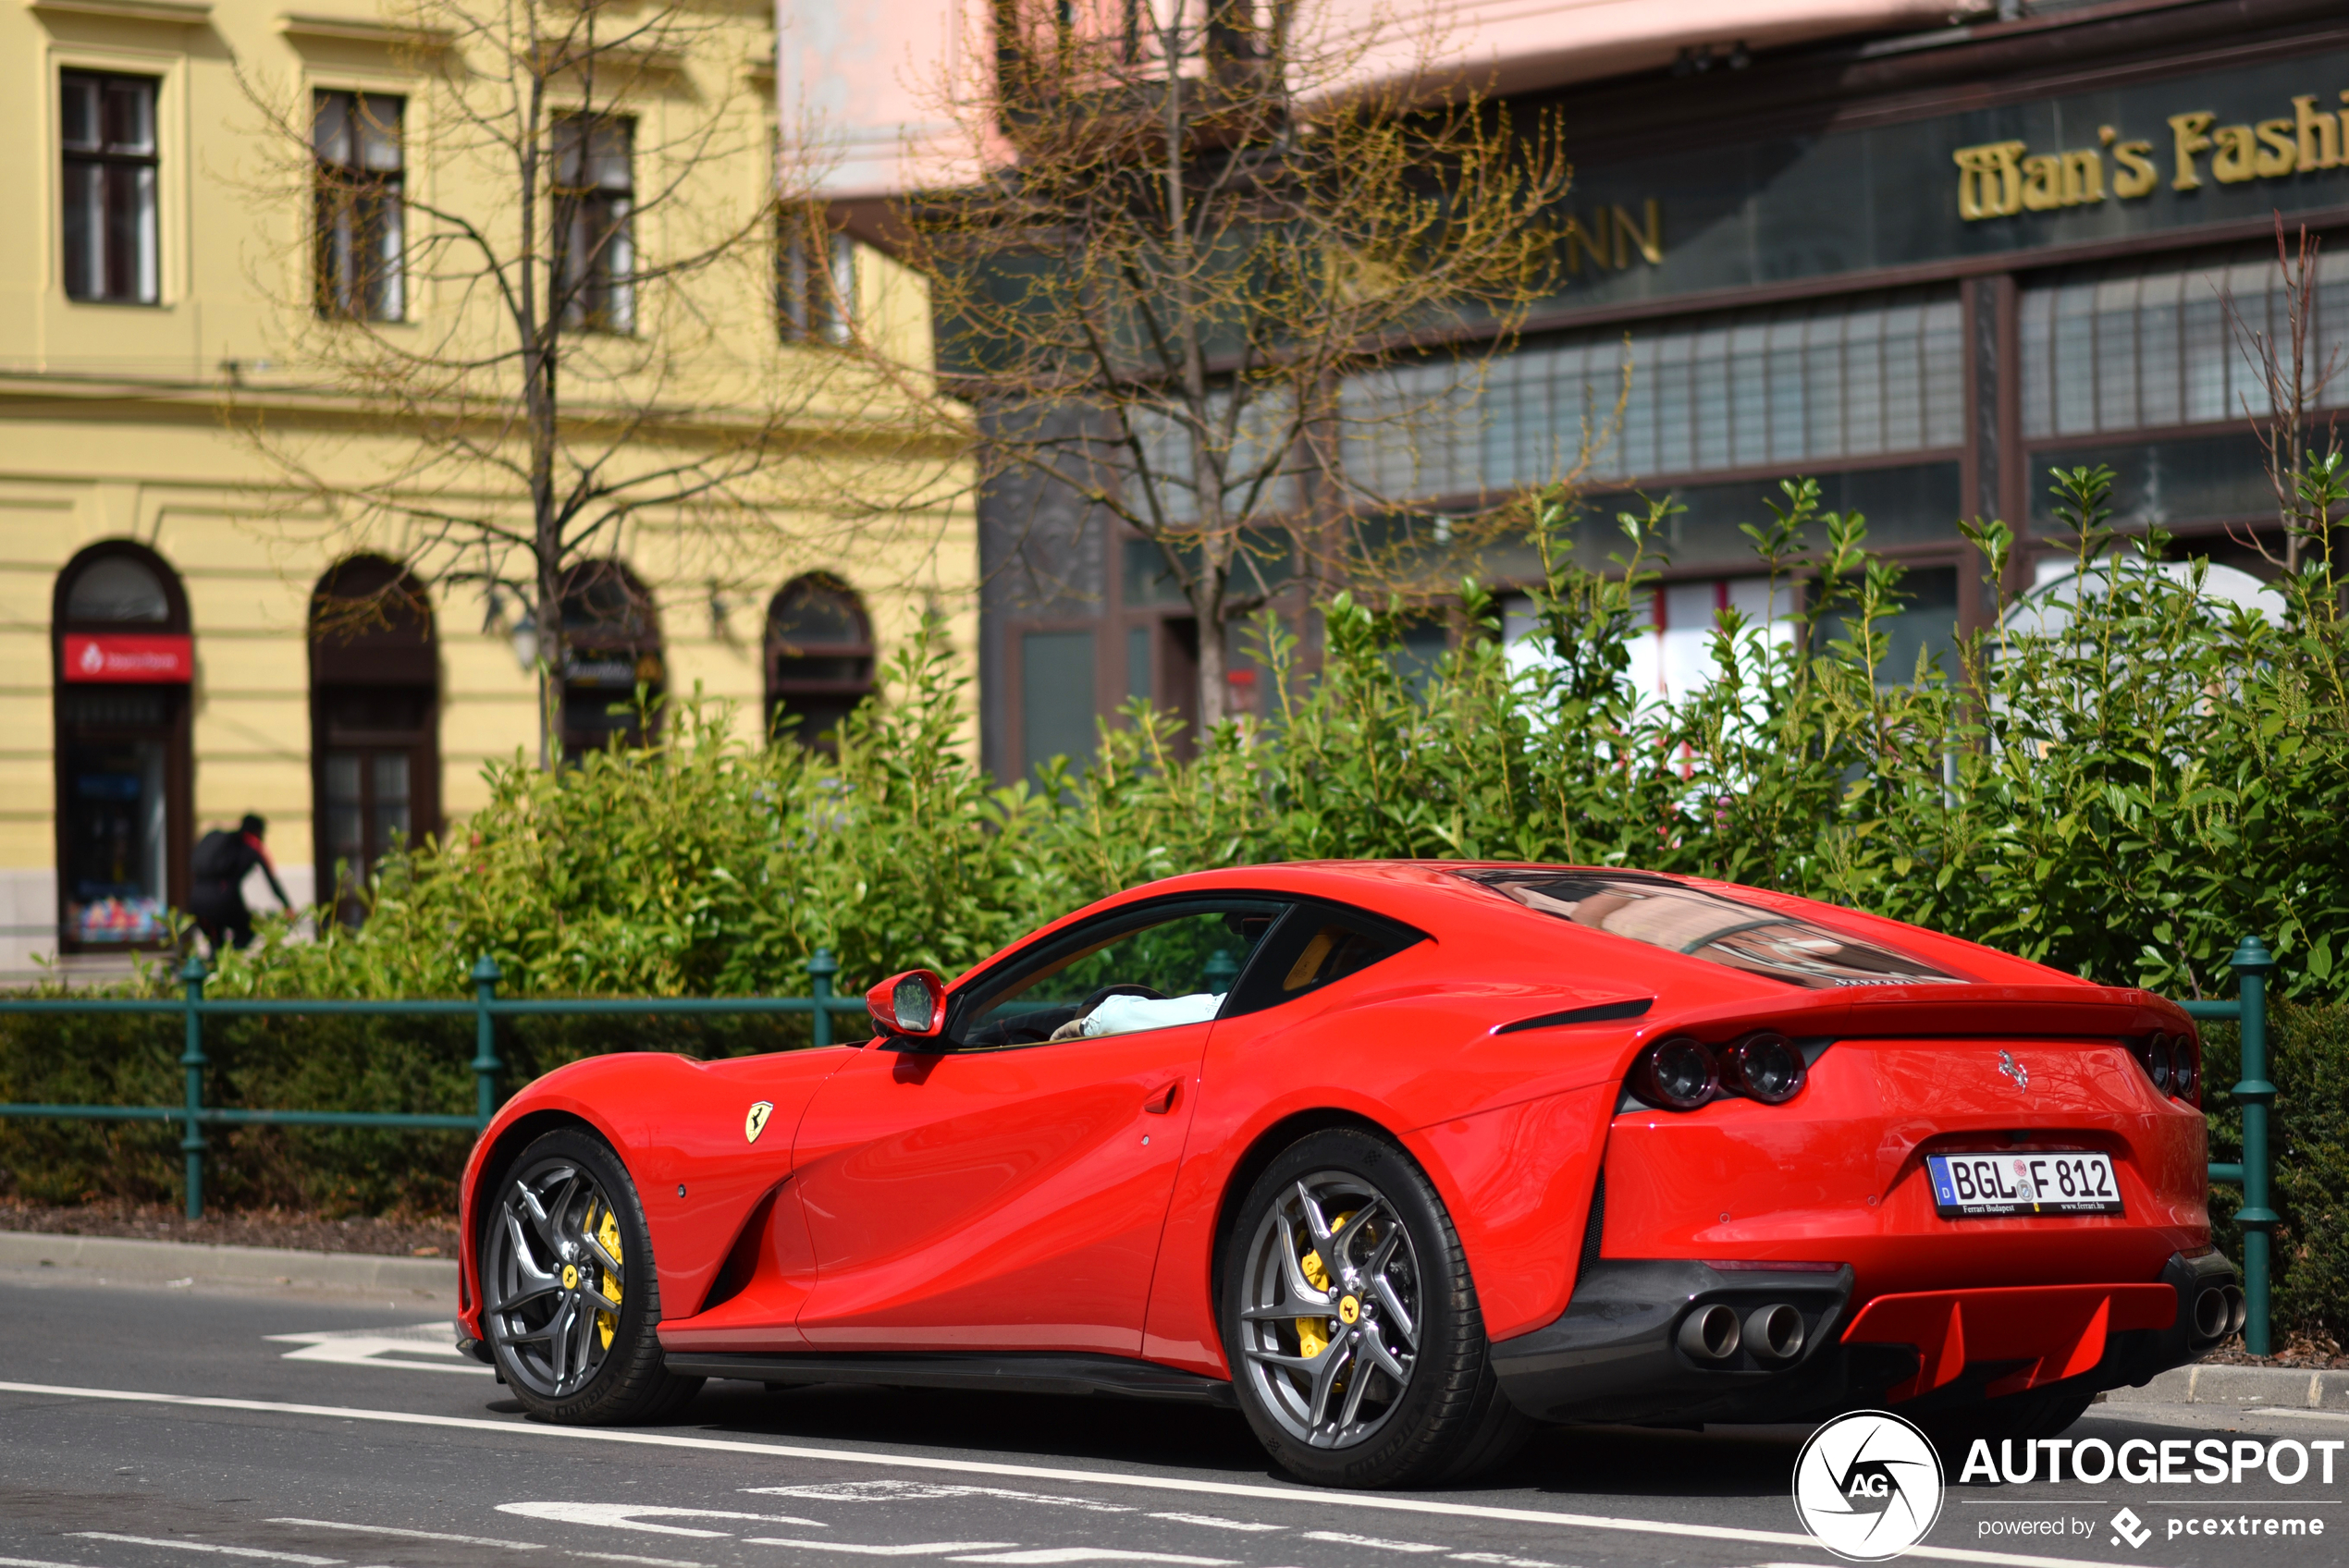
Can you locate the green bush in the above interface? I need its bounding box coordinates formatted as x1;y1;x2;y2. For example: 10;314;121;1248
6;464;2346;1333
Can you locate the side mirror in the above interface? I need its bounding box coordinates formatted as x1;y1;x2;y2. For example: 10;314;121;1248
867;970;948;1040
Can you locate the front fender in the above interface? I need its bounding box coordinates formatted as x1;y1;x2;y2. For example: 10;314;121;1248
457;1046;856;1341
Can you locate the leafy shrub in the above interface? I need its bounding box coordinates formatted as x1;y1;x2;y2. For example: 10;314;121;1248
5;465;2346;1336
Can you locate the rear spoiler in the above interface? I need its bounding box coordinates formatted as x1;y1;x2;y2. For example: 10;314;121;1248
1646;983;2191;1043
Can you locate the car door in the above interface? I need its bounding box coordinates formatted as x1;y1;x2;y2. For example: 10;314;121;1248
791;897;1287;1355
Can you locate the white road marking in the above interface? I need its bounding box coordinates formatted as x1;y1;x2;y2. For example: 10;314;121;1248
0;1381;2157;1568
569;1554;712;1568
69;1535;338;1565
744;1544;1021;1556
1300;1535;1446;1554
499;1505;826;1538
1146;1516;1284;1534
264;1324;491;1378
948;1554;1236;1566
746;1484;1132;1514
1449;1556;1567;1568
266;1517;544;1549
1;1557;126;1568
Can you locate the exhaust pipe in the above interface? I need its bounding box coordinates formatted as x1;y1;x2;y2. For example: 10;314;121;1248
2225;1285;2247;1337
1678;1303;1741;1364
1744;1302;1806;1365
2192;1286;2232;1341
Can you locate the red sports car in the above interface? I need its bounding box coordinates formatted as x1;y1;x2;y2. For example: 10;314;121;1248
453;863;2235;1488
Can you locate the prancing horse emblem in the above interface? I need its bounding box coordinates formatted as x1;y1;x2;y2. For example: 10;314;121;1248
744;1100;774;1144
1998;1050;2029;1091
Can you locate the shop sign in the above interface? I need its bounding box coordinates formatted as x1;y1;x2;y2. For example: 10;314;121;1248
1956;93;2349;219
63;633;194;683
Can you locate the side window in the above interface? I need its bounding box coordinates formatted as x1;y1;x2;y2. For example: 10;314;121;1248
958;900;1287;1050
1223;902;1425;1020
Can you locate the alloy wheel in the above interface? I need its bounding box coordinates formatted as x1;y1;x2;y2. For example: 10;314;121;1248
485;1157;628;1399
1235;1170;1421;1449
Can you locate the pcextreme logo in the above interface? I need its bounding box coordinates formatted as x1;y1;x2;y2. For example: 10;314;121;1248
1794;1410;1947;1561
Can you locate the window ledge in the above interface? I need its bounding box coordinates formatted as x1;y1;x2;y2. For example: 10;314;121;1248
278;9;452;46
29;0;212;23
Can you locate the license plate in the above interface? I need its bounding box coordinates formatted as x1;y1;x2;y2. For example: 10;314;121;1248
1926;1150;2123;1217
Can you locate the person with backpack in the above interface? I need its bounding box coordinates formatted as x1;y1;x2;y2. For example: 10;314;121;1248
190;815;294;952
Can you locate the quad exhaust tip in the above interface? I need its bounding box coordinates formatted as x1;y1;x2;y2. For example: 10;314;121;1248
1679;1303;1741;1364
2193;1285;2244;1342
1744;1302;1806;1365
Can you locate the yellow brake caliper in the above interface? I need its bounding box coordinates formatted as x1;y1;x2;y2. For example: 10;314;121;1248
595;1205;624;1349
1295;1211;1354;1359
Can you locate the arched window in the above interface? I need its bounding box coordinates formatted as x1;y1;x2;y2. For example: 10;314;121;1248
310;557;439;925
53;542;192;950
765;574;874;750
559;560;663;758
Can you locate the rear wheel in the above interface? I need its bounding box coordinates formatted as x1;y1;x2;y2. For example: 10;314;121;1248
480;1128;702;1424
1221;1128;1530;1488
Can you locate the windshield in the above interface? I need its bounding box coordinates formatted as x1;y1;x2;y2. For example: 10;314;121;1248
1457;869;1965;990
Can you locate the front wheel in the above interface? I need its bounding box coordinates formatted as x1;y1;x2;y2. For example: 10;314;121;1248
480;1128;702;1424
1221;1127;1529;1488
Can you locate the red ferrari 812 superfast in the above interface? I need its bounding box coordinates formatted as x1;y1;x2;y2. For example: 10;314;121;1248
454;863;2235;1488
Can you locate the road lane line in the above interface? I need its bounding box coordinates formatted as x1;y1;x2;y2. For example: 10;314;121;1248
1300;1535;1445;1554
1146;1517;1283;1533
744;1545;1020;1556
69;1536;338;1565
0;1381;2164;1568
0;1557;126;1568
498;1505;825;1537
568;1554;711;1568
745;1485;1132;1513
266;1518;544;1549
1447;1555;1566;1568
947;1554;1236;1565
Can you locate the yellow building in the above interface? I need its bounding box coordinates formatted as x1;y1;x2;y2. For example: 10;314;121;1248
1;0;974;983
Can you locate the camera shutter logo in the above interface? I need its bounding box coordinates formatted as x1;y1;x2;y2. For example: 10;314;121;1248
1793;1410;1945;1561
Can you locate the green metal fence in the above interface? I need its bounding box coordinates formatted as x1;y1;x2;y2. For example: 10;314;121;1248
2185;936;2280;1354
0;937;2283;1352
0;949;861;1220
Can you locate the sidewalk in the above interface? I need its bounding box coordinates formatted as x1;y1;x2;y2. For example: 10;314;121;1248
2109;1361;2349;1412
0;1229;458;1299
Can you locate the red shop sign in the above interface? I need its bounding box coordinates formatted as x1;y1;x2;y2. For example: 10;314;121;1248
63;633;194;684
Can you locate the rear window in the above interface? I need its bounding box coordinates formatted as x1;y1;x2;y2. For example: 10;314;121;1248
1457;869;1964;990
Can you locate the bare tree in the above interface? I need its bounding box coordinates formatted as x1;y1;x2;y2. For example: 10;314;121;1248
903;0;1571;726
228;0;961;766
2227;218;2344;576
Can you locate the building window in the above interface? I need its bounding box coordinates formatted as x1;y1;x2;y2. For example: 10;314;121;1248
310;557;438;925
60;71;159;305
53;543;192;949
1018;628;1098;782
559;560;662;757
765;574;875;750
313;91;406;321
1342;288;1964;501
553;114;634;333
778;203;854;344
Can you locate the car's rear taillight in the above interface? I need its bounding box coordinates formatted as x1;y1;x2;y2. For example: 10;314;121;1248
1628;1031;1809;1111
2130;1031;2200;1107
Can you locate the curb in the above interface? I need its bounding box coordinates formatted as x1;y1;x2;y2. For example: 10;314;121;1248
0;1230;459;1296
2107;1362;2349;1411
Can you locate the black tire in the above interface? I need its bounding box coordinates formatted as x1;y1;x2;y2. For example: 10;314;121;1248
1220;1127;1531;1488
478;1128;702;1424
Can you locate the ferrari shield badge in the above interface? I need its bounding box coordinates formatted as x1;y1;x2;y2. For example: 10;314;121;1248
744;1100;774;1145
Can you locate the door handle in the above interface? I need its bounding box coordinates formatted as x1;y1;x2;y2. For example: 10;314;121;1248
1142;1081;1180;1115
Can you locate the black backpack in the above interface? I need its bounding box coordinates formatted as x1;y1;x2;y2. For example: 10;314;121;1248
191;828;242;883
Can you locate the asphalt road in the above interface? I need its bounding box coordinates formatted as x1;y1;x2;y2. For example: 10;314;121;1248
2;1272;2343;1568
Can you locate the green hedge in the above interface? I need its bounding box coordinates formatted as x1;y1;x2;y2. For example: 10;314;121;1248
5;466;2347;1329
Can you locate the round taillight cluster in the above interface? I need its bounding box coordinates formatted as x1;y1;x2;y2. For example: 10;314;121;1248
1629;1032;1808;1111
2133;1032;2201;1106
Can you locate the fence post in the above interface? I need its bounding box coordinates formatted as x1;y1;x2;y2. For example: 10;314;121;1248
807;949;837;1050
178;953;208;1220
2228;935;2279;1355
471;954;503;1129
